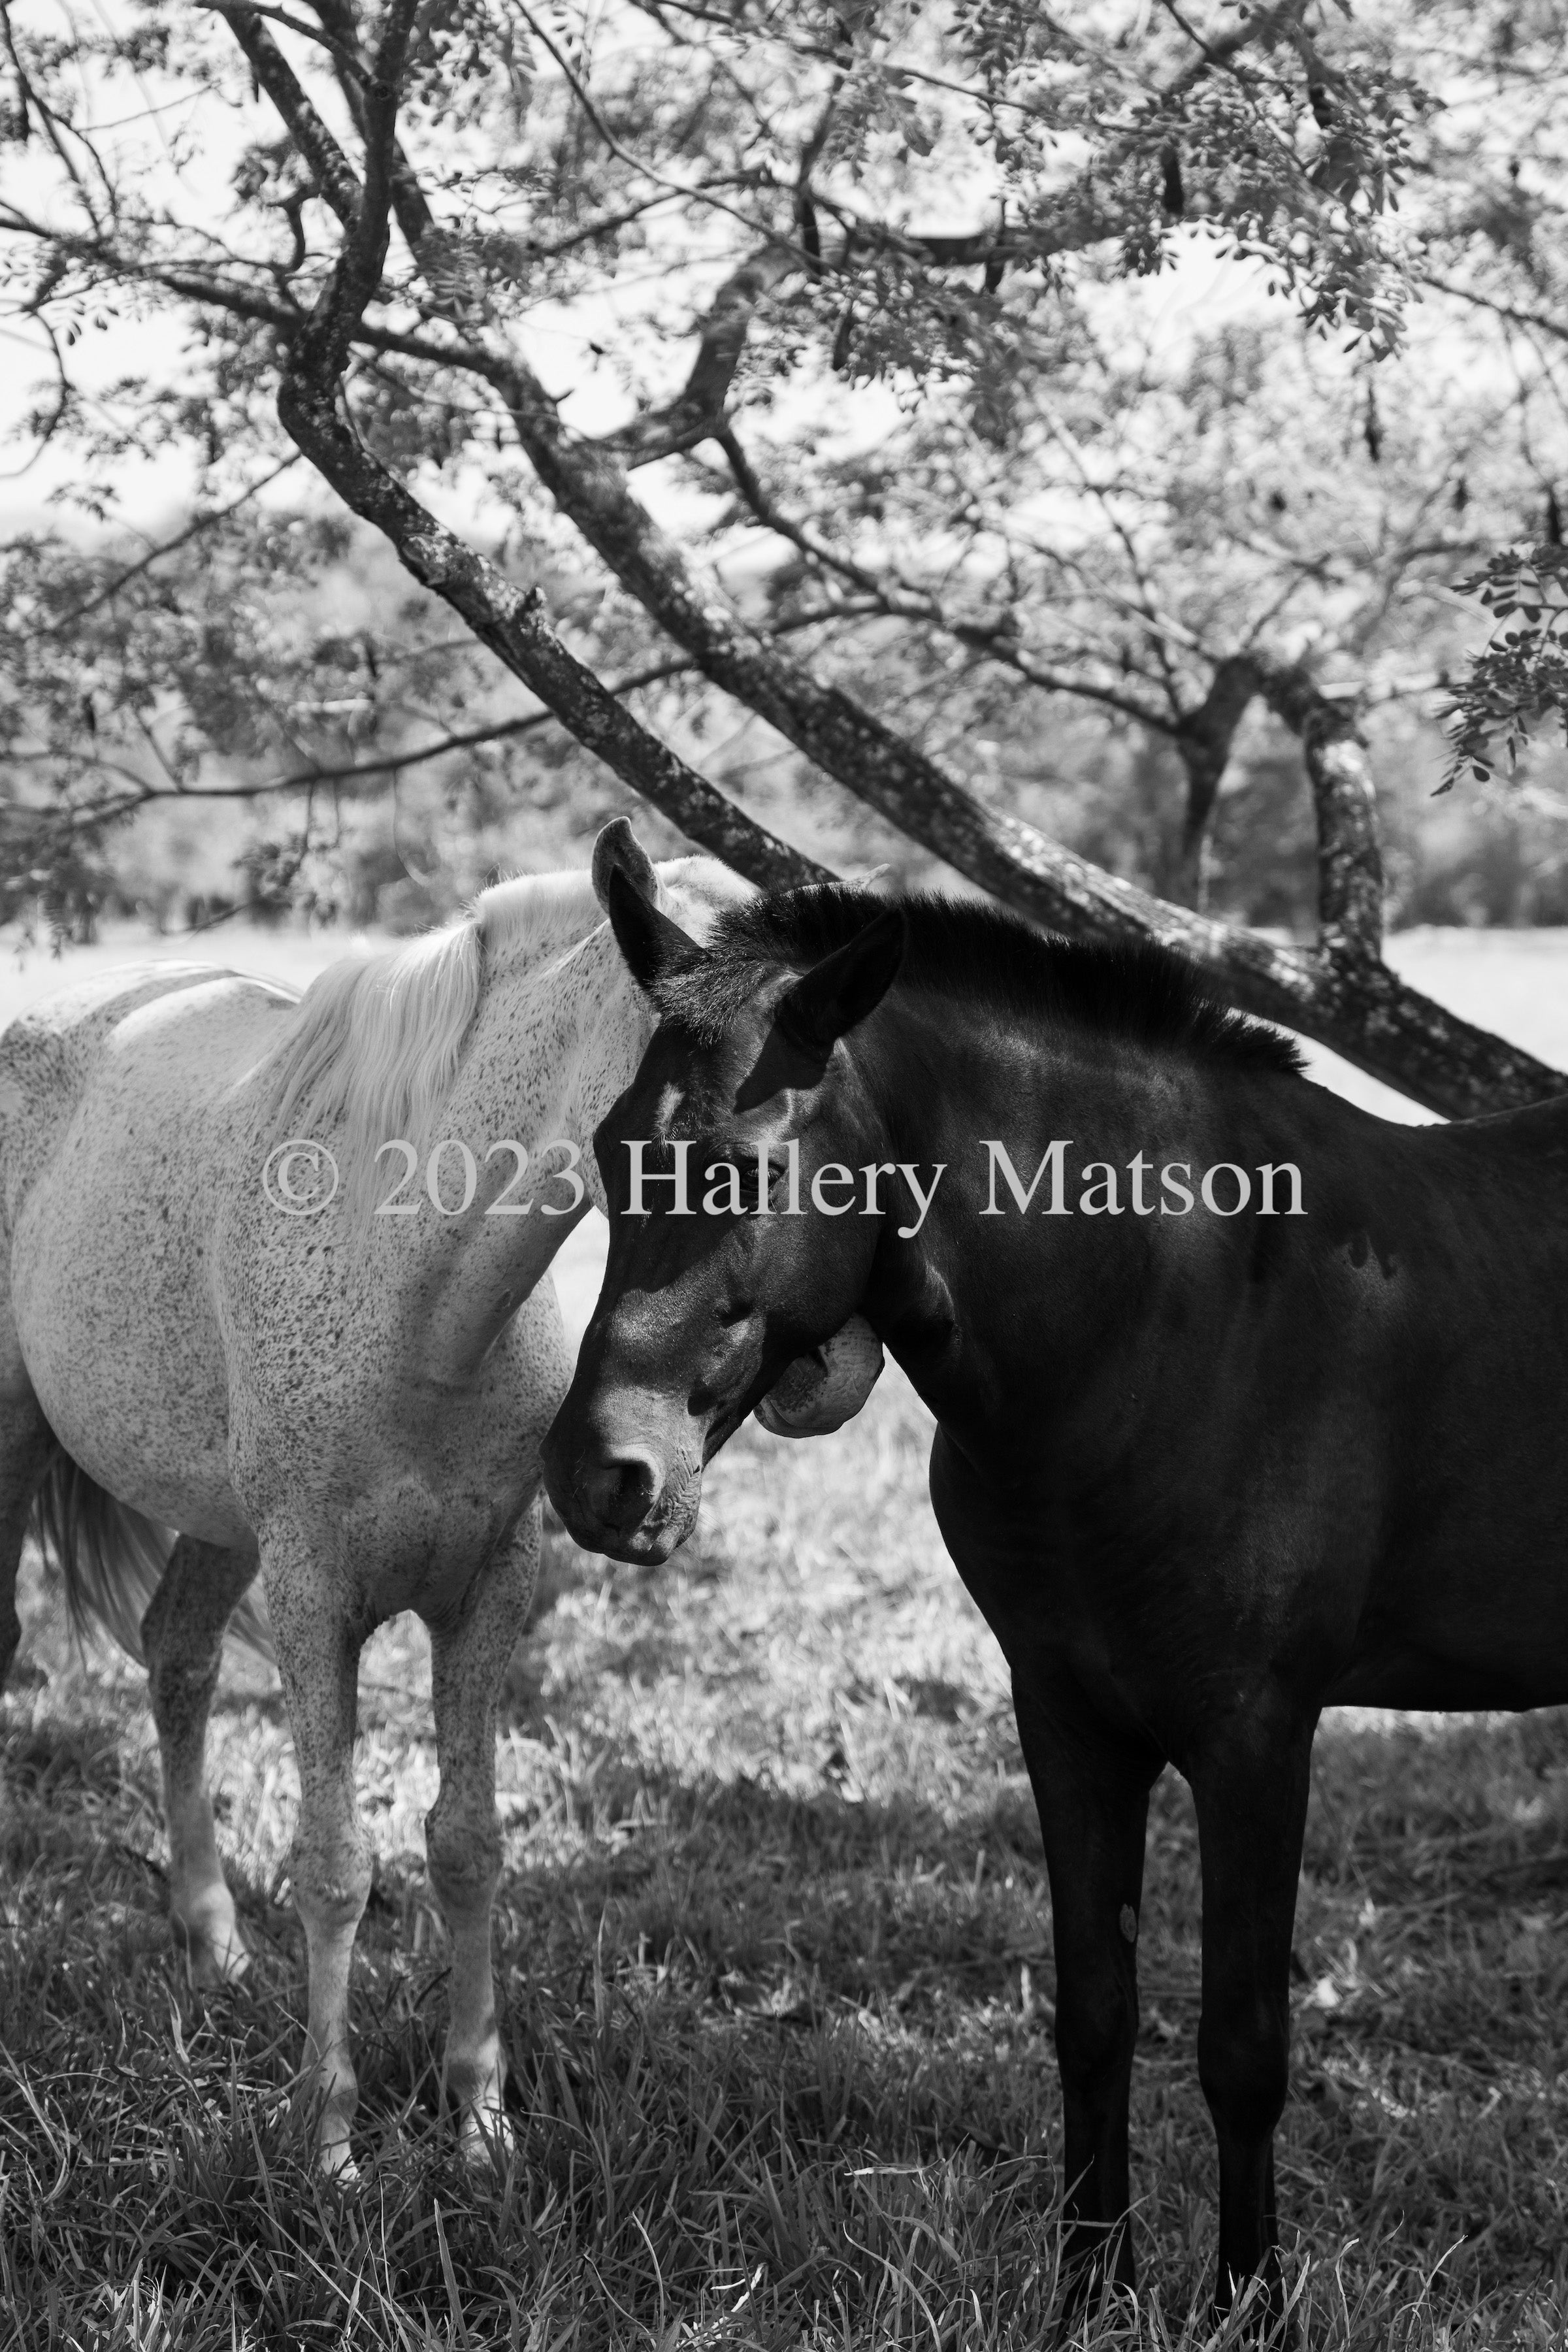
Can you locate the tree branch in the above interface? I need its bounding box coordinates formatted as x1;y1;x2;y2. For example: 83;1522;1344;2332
0;5;107;232
301;0;417;379
261;656;702;789
593;87;840;468
1419;271;1567;349
715;428;1173;730
248;250;809;882
214;5;364;230
199;1;364;74
1258;662;1384;964
287;414;823;887
601;248;796;467
48;456;303;627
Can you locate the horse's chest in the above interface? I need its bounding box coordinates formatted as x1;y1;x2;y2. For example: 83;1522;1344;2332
228;1283;565;1620
332;1470;527;1624
930;1437;1078;1636
928;1429;1182;1731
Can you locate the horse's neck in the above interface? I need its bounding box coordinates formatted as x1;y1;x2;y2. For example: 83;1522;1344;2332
449;856;744;1192
448;922;647;1190
407;855;738;1376
410;923;647;1376
861;1009;1260;1450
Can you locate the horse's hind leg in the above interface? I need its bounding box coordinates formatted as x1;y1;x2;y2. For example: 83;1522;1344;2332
0;1396;54;1691
0;1270;54;1690
424;1503;540;2157
141;1535;261;1986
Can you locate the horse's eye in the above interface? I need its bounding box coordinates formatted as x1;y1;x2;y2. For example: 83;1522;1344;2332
731;1157;790;1215
715;1298;753;1327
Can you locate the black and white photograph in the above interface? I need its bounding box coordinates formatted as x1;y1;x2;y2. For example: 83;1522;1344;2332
3;2;1568;2344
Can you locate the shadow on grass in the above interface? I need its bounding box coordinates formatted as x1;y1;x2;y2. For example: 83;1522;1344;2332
8;1682;1568;2345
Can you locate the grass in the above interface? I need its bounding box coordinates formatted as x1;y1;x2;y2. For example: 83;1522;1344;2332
5;919;1568;2346
6;1361;1568;2349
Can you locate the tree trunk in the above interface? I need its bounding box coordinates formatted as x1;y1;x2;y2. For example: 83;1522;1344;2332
1169;655;1264;909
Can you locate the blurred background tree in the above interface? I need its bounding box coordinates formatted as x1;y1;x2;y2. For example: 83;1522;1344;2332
1;0;1565;1103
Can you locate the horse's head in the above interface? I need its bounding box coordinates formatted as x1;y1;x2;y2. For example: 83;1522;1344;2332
543;873;906;1561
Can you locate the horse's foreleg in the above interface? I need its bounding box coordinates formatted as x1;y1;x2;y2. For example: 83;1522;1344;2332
261;1529;372;2175
1189;1697;1315;2338
142;1535;260;1985
425;1501;540;2159
1013;1673;1160;2328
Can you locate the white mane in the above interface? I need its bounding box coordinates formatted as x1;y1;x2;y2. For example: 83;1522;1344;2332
260;869;605;1163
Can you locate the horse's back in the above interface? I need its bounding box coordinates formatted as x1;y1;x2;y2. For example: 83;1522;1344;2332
0;962;297;1225
1435;1086;1568;1166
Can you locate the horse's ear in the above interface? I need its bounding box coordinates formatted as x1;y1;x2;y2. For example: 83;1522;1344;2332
604;864;708;995
591;815;659;913
774;906;906;1066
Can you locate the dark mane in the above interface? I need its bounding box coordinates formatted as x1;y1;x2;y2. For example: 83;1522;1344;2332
656;885;1304;1079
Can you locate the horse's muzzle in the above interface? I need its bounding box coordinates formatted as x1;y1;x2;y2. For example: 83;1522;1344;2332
543;1427;700;1564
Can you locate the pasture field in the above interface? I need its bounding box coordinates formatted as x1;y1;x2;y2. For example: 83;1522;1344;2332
3;923;1568;2348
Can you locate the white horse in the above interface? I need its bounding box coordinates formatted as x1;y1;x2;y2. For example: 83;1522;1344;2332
0;821;879;2171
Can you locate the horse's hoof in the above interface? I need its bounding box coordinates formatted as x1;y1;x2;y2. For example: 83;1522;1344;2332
1049;2259;1135;2348
1209;2270;1294;2347
1209;2313;1296;2350
457;2104;514;2170
174;1905;252;1990
314;2132;361;2184
188;1933;252;1991
295;2076;361;2181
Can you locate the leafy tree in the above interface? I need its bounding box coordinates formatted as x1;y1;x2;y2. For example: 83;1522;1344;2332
1445;538;1568;783
2;0;1566;1111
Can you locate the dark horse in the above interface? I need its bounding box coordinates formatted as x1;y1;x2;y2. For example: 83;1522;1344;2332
543;876;1568;2330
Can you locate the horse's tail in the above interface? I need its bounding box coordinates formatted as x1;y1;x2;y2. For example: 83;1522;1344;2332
29;1446;274;1667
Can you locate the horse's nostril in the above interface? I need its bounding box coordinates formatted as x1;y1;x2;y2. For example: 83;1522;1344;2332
581;1452;659;1535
